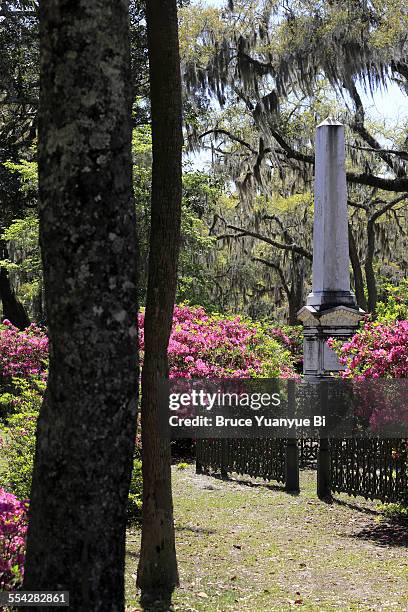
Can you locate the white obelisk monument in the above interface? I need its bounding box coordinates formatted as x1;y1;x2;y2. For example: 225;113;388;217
298;118;365;377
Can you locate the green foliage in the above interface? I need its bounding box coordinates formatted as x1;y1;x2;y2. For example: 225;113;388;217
0;215;42;308
251;323;298;377
3;160;38;195
376;279;408;323
0;377;44;499
0;376;44;425
132;124;221;307
0;376;143;521
1;215;39;248
179;4;225;66
2;409;37;500
1;158;42;317
0;129;223;314
0;378;42;499
132;123;152;158
132;125;153;302
0;388;15;423
378;502;408;521
178;172;219;308
127;454;143;522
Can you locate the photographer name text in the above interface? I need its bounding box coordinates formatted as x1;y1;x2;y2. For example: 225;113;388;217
168;415;326;428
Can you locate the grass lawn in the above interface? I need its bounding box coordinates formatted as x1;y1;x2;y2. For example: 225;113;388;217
125;465;408;611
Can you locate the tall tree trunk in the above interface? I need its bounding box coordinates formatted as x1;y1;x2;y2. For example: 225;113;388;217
0;265;30;329
287;296;298;326
288;254;304;325
23;2;139;610
348;224;367;310
0;240;30;329
365;219;378;315
137;0;182;603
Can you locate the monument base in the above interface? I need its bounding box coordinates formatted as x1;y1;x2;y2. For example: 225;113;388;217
306;290;358;311
297;305;365;378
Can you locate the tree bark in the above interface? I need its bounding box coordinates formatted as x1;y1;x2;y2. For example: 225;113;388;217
22;2;139;610
0;261;30;329
287;293;298;326
365;219;378;315
348;224;367;311
137;0;182;602
286;254;303;325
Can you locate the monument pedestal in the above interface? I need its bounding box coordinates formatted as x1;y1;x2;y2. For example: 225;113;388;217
298;304;365;377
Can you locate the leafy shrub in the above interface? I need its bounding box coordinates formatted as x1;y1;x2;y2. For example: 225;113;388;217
0;376;44;424
376;279;408;323
0;488;28;591
0;377;43;501
379;502;408;521
127;455;142;522
266;324;303;372
0;387;14;422
1;410;38;501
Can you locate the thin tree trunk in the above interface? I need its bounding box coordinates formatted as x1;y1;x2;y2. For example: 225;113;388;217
365;219;378;315
348;224;367;310
0;240;30;328
0;265;30;329
137;0;182;602
23;2;138;610
287;254;304;325
287;295;298;325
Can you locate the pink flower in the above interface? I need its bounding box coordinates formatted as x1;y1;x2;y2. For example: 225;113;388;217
0;488;28;590
329;321;408;380
0;323;48;382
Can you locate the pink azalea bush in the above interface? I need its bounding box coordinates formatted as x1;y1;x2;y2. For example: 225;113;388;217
0;320;48;381
328;321;408;432
138;305;298;379
1;309;299;383
0;488;28;590
328;320;408;380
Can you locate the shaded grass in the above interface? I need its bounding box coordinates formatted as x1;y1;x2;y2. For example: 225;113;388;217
126;466;408;611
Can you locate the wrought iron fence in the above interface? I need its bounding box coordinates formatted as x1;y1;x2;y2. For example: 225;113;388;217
196;437;408;504
299;437;318;468
196;438;286;484
330;438;408;504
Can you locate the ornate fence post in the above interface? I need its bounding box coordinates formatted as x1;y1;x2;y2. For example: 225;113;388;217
297;118;365;500
285;379;300;492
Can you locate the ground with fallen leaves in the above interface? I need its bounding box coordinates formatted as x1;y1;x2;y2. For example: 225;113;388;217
125;465;408;611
